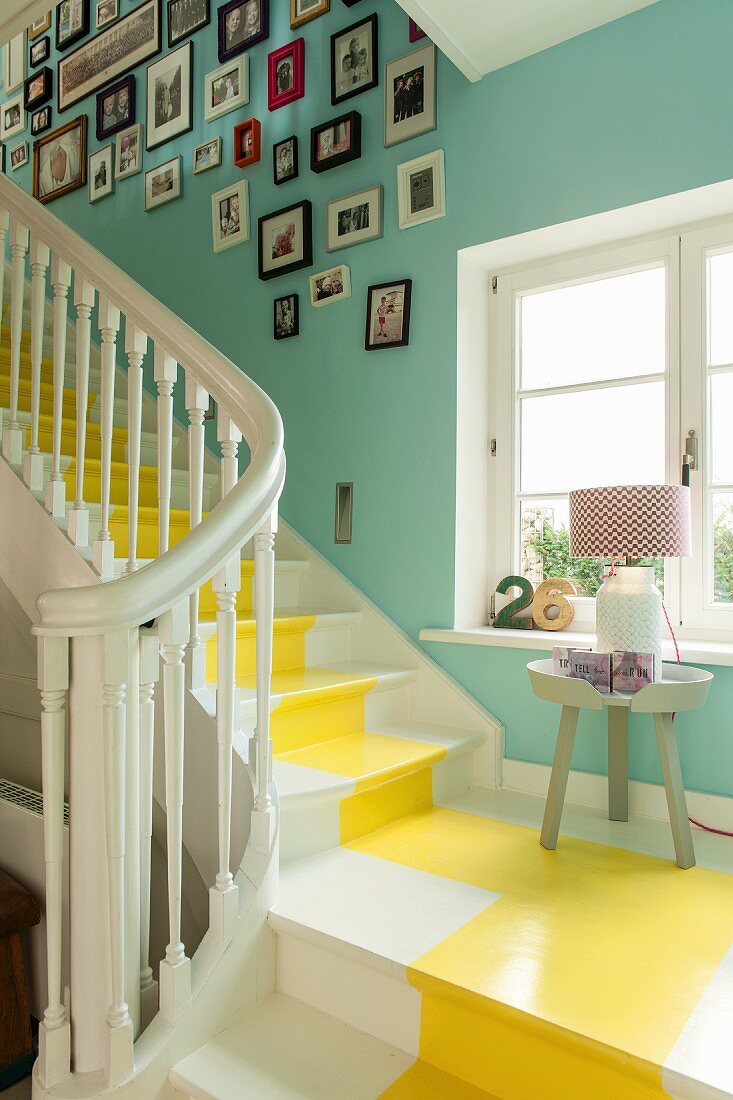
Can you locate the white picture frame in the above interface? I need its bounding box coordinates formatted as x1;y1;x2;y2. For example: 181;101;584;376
193;136;221;174
384;42;436;148
211;179;249;253
397;148;445;230
0;95;25;141
9;141;28;171
204;56;248;123
145;41;193;151
326;183;382;252
2;33;26;94
309;264;351;307
115;123;142;178
89;144;114;201
145;154;181;211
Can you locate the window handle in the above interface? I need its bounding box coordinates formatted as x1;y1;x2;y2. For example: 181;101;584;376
682;429;698;486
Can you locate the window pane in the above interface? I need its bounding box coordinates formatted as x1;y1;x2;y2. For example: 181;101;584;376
712;494;733;603
520;267;666;391
520;382;665;495
709;251;733;367
711;373;733;484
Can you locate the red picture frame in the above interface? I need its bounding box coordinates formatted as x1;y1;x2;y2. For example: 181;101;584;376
267;37;304;111
233;116;261;166
408;18;426;42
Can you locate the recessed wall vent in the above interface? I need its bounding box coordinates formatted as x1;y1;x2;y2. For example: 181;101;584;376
335;482;353;544
0;778;69;827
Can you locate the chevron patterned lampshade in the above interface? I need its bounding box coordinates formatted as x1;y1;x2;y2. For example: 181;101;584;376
568;485;691;559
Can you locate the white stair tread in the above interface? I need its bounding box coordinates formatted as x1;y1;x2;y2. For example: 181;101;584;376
169;993;413;1100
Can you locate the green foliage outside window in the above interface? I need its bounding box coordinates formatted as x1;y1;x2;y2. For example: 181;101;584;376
526;522;665;597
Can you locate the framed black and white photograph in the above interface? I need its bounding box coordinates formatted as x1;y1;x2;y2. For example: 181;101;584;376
95;0;119;28
145;154;181;210
397;148;445;229
168;0;209;46
290;0;328;30
96;74;135;140
10;142;28;171
330;13;377;105
274;293;299;339
258;198;312;281
146;41;193;150
0;96;25;142
310;110;361;174
218;0;268;61
24;67;52;110
211;179;249;252
326;184;381;252
29;13;52;39
309;264;351;307
89;144;114;200
58;0;162;112
273;135;297;185
29;36;50;68
33;114;87;203
115;122;142;178
365;279;412;349
32;106;52;135
204;57;248;122
384;42;436;148
3;33;26;94
56;0;91;52
193;136;221;173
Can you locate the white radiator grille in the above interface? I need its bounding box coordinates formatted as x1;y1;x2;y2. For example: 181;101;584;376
0;778;69;827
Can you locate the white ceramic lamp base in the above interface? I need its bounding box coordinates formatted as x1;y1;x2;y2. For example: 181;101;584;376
595;566;663;681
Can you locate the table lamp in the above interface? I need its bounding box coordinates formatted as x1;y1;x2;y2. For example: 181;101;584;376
568;485;691;681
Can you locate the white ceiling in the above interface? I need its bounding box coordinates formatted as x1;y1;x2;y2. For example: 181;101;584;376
395;0;661;82
0;1;53;50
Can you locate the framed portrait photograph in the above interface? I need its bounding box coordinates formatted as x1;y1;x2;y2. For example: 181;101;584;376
310;110;361;174
3;34;26;94
145;154;181;210
365;279;412;350
211;179;249;253
10;142;28;171
29;13;52;39
24;67;52;110
96;74;135;140
0;96;26;142
193;136;221;173
96;0;119;28
408;18;426;42
56;0;91;52
146;41;193;150
58;0;162;112
115;122;143;178
268;38;304;112
89;144;114;201
330;13;377;106
273;135;297;185
29;36;50;68
274;294;299;339
385;43;436;147
218;0;268;61
258;198;312;281
233;117;260;167
290;0;328;30
168;0;209;45
397;148;445;229
309;264;351;308
31;106;52;135
33;114;87;204
204;57;248;122
326;183;381;252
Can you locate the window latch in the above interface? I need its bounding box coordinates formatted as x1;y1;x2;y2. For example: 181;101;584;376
682;430;697;485
490;439;497;457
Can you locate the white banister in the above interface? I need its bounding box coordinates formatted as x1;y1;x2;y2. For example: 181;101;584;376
23;233;49;491
251;512;277;854
0;209;9;330
184;377;208;688
138;630;159;1030
67;275;96;548
125;323;147;574
154;348;177;556
94;296;120;579
45;256;72;518
3;217;28;466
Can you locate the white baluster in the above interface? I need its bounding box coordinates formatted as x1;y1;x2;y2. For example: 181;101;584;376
154;348;177;556
184;377;209;688
124;323;148;573
159;601;191;1025
102;629;134;1086
251;510;278;855
36;636;71;1091
138;630;159;1030
23;234;50;491
67;276;96;548
0;209;9;330
44;257;71;518
2;218;29;466
93;297;120;579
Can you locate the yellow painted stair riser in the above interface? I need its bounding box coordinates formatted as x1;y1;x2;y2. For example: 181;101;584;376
0;376;86;418
206;615;316;682
36;418;128;463
380;1061;500;1100
0;347;62;384
199;563;255;616
108;506;191;558
270;678;378;755
62;457;165;508
340;768;433;844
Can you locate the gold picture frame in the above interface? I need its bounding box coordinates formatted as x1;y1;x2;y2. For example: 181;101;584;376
28;12;51;39
290;0;328;30
33;114;87;204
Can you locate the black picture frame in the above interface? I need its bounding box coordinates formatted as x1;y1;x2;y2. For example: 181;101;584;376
273;293;299;340
31;106;53;135
310;110;361;174
364;279;412;351
218;0;269;62
29;36;50;67
167;0;210;47
95;74;135;141
340;0;363;6
330;12;378;106
24;67;53;111
258;198;313;281
56;0;91;52
273;135;298;185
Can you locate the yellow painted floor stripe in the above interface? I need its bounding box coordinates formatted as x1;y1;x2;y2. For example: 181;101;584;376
277;731;446;790
380;1060;500;1099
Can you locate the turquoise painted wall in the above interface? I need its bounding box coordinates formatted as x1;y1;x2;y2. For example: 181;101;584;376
4;0;733;796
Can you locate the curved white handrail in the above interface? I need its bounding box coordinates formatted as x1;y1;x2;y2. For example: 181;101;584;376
0;174;285;636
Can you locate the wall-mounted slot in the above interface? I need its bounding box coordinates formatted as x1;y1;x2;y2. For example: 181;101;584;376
335;482;353;544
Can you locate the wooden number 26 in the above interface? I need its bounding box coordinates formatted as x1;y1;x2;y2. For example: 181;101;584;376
532;578;576;631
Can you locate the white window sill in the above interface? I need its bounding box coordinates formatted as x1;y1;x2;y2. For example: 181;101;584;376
419;626;733;668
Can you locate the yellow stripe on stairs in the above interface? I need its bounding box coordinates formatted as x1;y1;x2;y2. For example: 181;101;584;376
205;614;317;682
380;1061;500;1099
